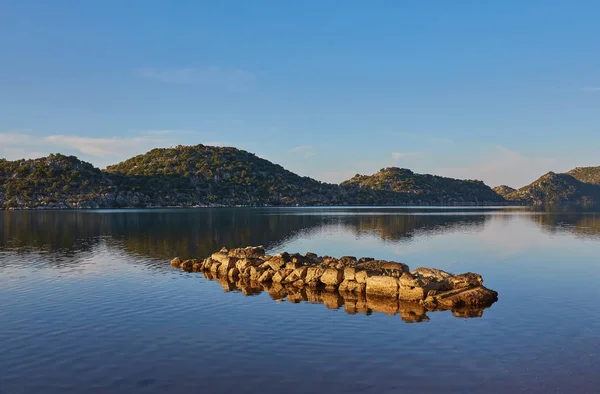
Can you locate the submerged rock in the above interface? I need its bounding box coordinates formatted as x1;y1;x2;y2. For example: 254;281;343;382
169;246;499;320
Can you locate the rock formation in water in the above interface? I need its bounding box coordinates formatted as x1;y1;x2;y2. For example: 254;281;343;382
170;246;498;320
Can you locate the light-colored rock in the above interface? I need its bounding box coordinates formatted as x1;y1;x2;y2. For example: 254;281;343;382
266;256;286;271
305;267;325;284
211;252;237;266
343;267;356;281
228;246;265;259
272;268;293;283
170;257;182;268
448;273;483;289
180;259;194;270
258;270;273;283
355;270;369;284
320;268;343;287
285;266;308;283
366;276;399;297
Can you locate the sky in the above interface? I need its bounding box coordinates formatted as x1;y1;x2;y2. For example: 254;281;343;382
1;0;599;188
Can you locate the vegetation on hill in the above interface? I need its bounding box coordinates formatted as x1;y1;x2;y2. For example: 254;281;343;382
567;166;600;185
492;185;516;198
0;154;116;209
341;167;504;204
1;145;510;210
506;171;600;205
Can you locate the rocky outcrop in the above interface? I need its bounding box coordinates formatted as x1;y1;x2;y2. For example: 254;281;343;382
170;246;498;320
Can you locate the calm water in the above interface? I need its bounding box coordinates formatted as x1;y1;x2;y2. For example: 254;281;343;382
1;207;600;393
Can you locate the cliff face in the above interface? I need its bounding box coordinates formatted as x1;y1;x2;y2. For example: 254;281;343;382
1;146;506;210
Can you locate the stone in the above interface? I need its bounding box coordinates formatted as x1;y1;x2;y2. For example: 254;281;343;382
355;270;369;284
285;266;308;283
339;256;357;266
235;258;263;271
266;256;286;271
258;270;273;283
192;262;203;272
228;246;265;259
358;257;374;264
170;257;182;268
448;273;483;289
305;267;325;284
180;259;194;270
211;252;237;266
286;261;303;270
380;261;410;276
339;279;365;293
343;267;356;281
366;276;399;297
272;268;293;283
228;267;240;279
411;267;453;281
249;266;265;281
433;286;498;308
320;268;343;287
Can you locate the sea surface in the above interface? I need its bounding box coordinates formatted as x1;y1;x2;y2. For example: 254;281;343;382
1;206;599;393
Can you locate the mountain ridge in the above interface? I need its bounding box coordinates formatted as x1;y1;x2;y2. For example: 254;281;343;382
0;144;506;209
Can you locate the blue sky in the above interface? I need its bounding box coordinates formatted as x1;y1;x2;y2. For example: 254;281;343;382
1;0;598;187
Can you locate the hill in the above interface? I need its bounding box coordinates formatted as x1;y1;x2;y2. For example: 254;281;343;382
567;166;600;185
1;146;508;210
340;167;504;204
104;144;345;206
506;171;600;205
492;185;517;198
0;154;116;209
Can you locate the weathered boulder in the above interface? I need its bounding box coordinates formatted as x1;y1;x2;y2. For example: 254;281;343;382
180;259;194;271
380;261;410;277
228;246;265;259
448;273;483;289
366;275;399;297
343;267;356;281
305;267;325;285
211;252;237;266
258;270;274;283
266;255;287;271
272;268;293;283
170;257;182;268
285;266;308;283
320;268;343;287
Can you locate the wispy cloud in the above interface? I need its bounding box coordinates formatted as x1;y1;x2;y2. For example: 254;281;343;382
288;145;315;158
136;67;255;90
0;130;222;168
581;87;600;92
391;151;424;161
288;145;312;152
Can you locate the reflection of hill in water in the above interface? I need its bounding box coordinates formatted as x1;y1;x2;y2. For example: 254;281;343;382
0;210;491;262
527;210;600;239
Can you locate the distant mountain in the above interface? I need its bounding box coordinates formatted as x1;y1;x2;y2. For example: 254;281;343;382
1;146;507;210
492;185;516;198
506;171;600;205
340;167;504;204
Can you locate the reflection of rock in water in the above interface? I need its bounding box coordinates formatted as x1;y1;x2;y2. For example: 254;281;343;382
177;246;498;323
200;273;492;323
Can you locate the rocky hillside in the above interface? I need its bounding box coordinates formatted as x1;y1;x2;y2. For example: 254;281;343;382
104;144;347;206
0;154;117;209
568;166;600;185
492;185;516;198
506;171;600;205
341;167;504;204
1;146;508;210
